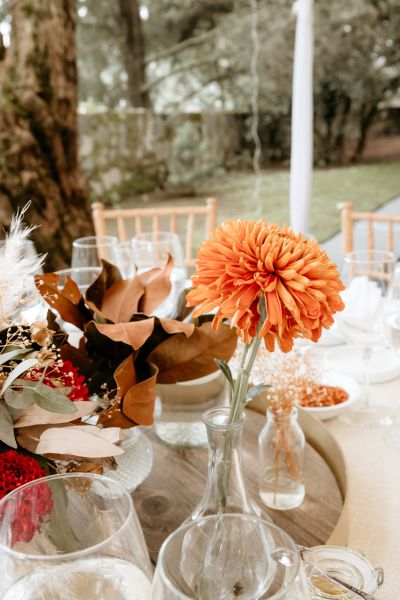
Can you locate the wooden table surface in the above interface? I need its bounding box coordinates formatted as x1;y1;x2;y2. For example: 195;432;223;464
133;410;343;564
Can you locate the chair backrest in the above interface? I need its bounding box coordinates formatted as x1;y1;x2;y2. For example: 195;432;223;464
337;202;400;256
91;197;217;266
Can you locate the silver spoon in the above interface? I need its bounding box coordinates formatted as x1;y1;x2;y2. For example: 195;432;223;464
298;548;378;600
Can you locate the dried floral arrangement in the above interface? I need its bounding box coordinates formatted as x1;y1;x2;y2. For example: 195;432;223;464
0;212;125;498
187;220;345;422
232;343;348;412
185;220;345;511
34;255;237;430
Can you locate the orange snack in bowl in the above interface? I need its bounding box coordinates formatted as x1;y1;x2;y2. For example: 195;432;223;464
298;383;349;408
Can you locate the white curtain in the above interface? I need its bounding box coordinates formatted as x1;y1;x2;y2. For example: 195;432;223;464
289;0;314;234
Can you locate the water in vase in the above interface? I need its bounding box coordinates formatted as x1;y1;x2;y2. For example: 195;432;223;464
259;468;305;510
3;556;152;600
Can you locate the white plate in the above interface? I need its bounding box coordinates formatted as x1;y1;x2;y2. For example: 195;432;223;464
326;345;400;383
299;371;360;421
104;428;153;493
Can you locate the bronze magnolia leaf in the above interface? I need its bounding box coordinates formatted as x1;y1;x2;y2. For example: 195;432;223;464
34;274;91;330
97;398;134;428
100;277;146;323
97;355;156;428
159;318;194;337
97;355;137;428
85;259;122;310
138;253;174;314
114;354;137;395
175;287;195;321
122;362;158;426
61;276;81;304
94;317;194;352
94;318;157;350
149;321;238;384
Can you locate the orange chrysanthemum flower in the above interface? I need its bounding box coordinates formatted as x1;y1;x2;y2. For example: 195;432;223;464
186;220;345;352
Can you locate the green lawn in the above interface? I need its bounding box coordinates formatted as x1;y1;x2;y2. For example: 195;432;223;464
196;160;400;241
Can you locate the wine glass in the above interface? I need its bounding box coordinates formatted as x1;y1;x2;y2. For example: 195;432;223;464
336;250;396;428
131;232;187;318
55;267;101;295
385;263;400;450
152;514;310;599
71;236;120;269
115;241;137;279
54;268;102;346
0;473;152;599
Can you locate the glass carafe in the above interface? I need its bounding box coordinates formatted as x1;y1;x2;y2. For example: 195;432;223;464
190;407;260;519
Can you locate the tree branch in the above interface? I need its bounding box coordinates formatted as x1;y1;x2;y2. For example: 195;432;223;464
145;29;216;66
142;55;219;92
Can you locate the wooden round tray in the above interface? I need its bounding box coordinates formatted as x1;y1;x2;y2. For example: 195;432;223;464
133;409;343;563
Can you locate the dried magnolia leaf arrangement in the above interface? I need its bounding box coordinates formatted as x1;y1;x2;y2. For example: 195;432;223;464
35;256;237;429
0;210;122;485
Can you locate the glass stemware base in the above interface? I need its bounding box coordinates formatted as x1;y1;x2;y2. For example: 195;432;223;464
339;405;395;428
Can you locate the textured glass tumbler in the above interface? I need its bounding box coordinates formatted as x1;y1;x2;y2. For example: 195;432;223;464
152;514;310;599
0;473;152;599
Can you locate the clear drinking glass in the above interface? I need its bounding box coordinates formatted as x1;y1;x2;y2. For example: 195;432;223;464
152;514;310;599
336;250;396;427
71;235;120;269
131;232;187;318
0;473;152;599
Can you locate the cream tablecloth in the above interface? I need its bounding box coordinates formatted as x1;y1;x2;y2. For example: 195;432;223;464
322;347;400;600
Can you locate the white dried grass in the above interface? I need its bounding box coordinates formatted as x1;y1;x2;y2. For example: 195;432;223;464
0;203;45;327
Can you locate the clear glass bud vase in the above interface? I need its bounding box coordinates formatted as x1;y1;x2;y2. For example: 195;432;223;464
190;407;260;519
258;406;305;511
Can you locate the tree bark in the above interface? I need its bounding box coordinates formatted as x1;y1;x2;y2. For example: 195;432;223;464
351;102;378;162
0;0;94;271
118;0;150;108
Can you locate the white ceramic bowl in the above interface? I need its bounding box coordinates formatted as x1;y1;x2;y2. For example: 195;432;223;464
298;371;360;421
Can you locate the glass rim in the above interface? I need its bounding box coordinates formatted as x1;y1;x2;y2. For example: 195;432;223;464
0;473;134;562
156;513;301;599
55;267;102;275
343;250;396;265
72;235;118;248
202;406;245;430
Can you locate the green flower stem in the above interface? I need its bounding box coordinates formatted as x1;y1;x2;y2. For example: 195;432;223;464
229;334;262;425
218;334;263;512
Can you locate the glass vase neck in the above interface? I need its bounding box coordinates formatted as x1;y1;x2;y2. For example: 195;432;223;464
267;406;298;423
189;407;260;520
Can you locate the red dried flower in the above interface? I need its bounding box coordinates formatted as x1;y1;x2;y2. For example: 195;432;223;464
0;451;53;545
0;450;46;500
26;360;89;402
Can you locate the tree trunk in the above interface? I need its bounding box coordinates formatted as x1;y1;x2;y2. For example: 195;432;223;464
351;103;378;162
118;0;150;108
0;0;94;271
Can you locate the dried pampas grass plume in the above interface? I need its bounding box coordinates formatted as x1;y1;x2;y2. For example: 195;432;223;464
0;203;45;328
